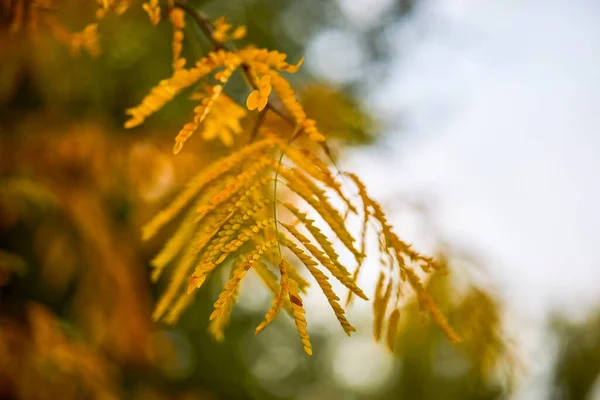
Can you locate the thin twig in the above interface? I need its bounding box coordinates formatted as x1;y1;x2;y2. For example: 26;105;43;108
249;107;268;143
173;0;223;50
272;147;287;258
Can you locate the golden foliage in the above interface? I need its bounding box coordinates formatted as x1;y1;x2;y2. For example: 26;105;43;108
4;1;104;57
177;83;247;150
281;235;356;336
247;75;272;111
454;288;510;375
255;259;289;335
140;132;457;352
119;5;459;355
0;126;155;367
0;303;120;400
347;172;460;343
212;16;246;43
170;8;186;70
45;17;101;58
142;0;161;25
141;138;273;241
123;44;309;150
390;270;515;386
96;0;131;18
288;273;312;355
199;93;247;146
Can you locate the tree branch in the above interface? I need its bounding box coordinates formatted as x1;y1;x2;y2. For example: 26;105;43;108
173;0;338;163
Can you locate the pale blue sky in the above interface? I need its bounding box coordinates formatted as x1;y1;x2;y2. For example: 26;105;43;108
305;0;600;397
355;0;600;317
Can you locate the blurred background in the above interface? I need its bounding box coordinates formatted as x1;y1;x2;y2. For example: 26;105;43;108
1;0;599;399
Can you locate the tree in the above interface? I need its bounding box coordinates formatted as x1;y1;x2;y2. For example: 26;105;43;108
0;1;512;399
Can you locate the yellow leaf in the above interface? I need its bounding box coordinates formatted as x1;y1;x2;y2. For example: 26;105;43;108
246;90;259;110
232;26;247;39
257;96;268;111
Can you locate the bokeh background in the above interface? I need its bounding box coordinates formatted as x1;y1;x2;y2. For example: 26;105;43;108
1;0;599;399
